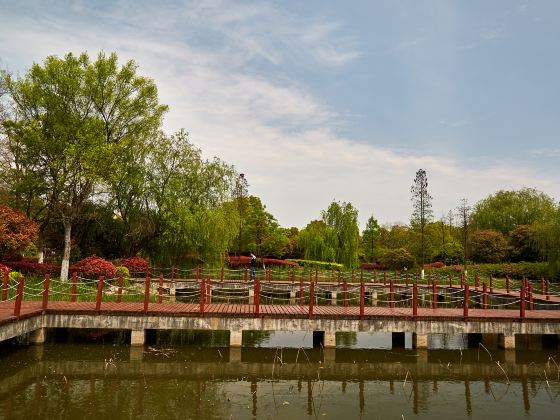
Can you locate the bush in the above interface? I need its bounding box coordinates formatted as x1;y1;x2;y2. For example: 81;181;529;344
120;257;149;275
378;248;415;270
0;263;9;277
0;205;39;259
286;259;343;271
360;262;386;271
3;260;60;275
228;256;298;268
71;256;116;279
470;230;508;263
8;271;23;282
114;265;131;287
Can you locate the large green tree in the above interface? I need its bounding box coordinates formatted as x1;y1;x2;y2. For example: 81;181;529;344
2;52;167;280
321;201;360;268
471;188;555;235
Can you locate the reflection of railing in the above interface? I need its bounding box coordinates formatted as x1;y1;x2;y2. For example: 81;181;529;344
1;267;560;321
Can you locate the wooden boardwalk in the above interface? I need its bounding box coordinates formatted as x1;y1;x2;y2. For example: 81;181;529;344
2;300;560;326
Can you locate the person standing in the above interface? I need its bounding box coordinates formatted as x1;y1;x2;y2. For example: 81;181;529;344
250;253;257;280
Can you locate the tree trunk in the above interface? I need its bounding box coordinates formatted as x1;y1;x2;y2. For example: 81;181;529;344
60;222;72;282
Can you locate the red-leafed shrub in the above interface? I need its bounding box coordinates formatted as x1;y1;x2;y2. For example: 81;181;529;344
424;262;445;269
71;256;116;279
119;257;149;274
0;263;10;277
4;261;60;275
227;256;297;268
360;263;386;271
0;206;39;259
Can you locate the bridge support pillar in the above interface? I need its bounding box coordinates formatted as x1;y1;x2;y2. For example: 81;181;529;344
131;329;145;346
229;347;242;363
324;331;336;348
289;290;296;304
29;328;46;344
323;348;336;363
371;291;378;306
392;332;405;348
498;334;515;350
248;289;254;304
330;292;337;305
413;333;428;349
130;346;144;361
230;330;243;347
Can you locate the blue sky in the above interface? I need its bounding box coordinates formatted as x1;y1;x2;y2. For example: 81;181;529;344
1;0;559;228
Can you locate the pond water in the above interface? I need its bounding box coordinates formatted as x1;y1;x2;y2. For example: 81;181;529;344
0;331;559;419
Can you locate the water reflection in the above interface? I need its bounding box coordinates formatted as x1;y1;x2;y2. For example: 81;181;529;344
0;342;559;419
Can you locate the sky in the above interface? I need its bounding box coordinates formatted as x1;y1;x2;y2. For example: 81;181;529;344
1;0;559;229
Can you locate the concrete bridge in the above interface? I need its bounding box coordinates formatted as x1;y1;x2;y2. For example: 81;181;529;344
1;275;560;350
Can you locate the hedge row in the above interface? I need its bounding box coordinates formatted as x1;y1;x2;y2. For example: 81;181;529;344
286;259;344;271
424;262;552;280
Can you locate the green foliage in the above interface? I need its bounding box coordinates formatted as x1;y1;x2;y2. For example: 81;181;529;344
471;188;556;235
431;241;464;265
470;229;508;263
8;270;23;282
535;206;560;278
321;201;360;267
508;224;540;262
286;259;344;270
114;265;131;287
378;248;415;270
361;215;380;262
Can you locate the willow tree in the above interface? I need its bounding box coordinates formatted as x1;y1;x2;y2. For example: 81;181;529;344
411;169;433;277
321;201;360;268
3;52;167;280
361;215;380;262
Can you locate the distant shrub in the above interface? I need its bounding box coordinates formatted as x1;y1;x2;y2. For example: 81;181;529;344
71;256;116;279
424;261;445;269
8;271;23;282
0;263;10;277
4;260;60;275
228;256;298;268
286;259;343;270
360;263;386;271
378;248;415;270
120;257;149;275
114;265;131;287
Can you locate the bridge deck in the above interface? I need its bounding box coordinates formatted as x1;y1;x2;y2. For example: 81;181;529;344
2;300;560;326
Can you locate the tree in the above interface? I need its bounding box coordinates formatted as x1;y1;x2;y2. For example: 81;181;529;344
321;201;360;268
361;215;380;262
508;224;540;262
379;248;415;270
456;198;471;273
0;205;38;259
234;173;249;254
3;52;167;280
297;220;334;262
470;230;508;263
471;188;556;235
535;206;560;277
410;169;433;275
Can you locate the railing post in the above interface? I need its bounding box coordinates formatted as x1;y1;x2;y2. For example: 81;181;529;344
254;277;260;316
2;269;9;301
405;272;409;287
546;279;550;301
431;277;437;310
389;280;394;309
117;274;123;304
506;274;510;295
244;268;248;282
413;278;418;318
95;276;104;314
489;274;493;294
475;274;479;291
343;279;348;307
221;266;224;282
158;273;164;304
482;282;487;309
463;283;469;320
171;265;176;283
528;282;534;311
143;273;150;313
199;277;205;315
71;272;77;302
14;277;25;319
308;281;314;319
299;276;304;306
383;271;386;286
42;274;51;311
360;280;365;317
449;273;452;288
520;283;526;319
206;276;211;304
541;277;545;296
